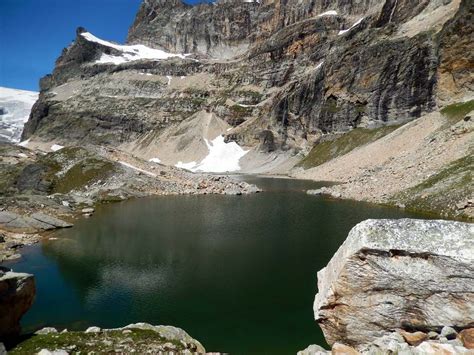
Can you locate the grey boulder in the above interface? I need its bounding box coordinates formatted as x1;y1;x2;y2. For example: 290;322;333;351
0;267;36;340
313;219;474;347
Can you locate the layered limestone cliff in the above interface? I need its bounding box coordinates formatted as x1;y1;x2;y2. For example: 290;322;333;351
17;0;473;216
23;0;472;154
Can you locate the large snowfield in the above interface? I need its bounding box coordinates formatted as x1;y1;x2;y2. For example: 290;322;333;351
81;32;189;65
175;135;249;173
0;87;38;143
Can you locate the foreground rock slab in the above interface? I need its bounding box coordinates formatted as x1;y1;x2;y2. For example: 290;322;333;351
314;219;474;347
0;267;35;340
11;323;205;354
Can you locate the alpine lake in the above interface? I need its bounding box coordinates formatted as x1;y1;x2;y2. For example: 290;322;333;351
5;176;429;354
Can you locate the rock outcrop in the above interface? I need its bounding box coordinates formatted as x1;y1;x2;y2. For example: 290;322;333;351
0;267;36;340
11;322;205;354
313;219;474;347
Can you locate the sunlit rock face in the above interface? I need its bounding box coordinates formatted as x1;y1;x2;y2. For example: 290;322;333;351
22;0;472;164
314;219;474;347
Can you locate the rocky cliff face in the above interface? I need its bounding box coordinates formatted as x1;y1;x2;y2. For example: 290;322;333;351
21;0;472;165
313;219;474;347
0;267;35;341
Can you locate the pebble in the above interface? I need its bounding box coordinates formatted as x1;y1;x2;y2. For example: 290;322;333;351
441;326;458;340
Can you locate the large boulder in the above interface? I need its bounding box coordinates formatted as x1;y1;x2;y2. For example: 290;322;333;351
314;219;474;347
0;267;36;340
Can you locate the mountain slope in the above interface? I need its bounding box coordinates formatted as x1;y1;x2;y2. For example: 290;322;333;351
16;0;473;217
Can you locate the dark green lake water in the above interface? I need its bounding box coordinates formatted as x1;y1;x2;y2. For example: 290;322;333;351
6;177;427;354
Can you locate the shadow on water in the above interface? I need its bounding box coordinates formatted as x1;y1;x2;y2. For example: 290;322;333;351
5;176;428;354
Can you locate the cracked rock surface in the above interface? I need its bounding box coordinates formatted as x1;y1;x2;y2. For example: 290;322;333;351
313;219;474;347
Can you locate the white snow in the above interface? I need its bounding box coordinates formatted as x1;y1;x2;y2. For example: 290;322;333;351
149;158;161;164
236;103;256;108
318;10;338;16
166;76;172;85
18;138;30;147
119;161;157;177
338;18;364;35
175;161;198;170
51;144;64;152
81;32;190;65
0;87;38;143
175;135;248;173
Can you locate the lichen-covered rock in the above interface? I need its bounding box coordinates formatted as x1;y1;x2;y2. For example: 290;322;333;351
11;323;205;354
313;219;474;347
0;267;35;340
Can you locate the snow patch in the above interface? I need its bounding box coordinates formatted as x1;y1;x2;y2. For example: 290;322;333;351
81;32;190;65
338;18;364;35
175;161;198;170
51;144;64;152
175;135;248;173
318;10;337;16
149;158;161;164
119;161;157;177
0;87;38;143
18;138;30;147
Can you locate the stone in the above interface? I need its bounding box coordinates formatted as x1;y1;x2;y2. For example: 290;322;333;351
313;219;474;347
398;329;428;346
459;329;474;349
81;208;94;214
37;350;69;355
85;326;101;333
0;343;6;355
441;326;458;340
359;332;409;353
35;327;59;335
0;267;36;340
307;189;323;195
122;323;205;353
297;344;329;355
331;343;359;354
415;341;472;354
30;213;73;228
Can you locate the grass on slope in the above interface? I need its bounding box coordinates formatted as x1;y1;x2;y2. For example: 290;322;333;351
440;99;474;121
393;155;473;220
298;126;399;169
9;329;190;354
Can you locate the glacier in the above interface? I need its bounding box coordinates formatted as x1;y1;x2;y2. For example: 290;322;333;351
0;87;38;143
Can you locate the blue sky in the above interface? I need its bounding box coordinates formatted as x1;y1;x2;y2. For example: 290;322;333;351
0;0;209;91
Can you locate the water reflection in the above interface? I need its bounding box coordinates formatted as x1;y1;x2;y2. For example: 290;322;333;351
9;177;426;354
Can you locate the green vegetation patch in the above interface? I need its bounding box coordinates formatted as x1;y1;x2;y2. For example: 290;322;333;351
440;99;474;121
53;157;116;194
10;329;191;354
230;104;254;117
393;155;473;220
298;126;399;169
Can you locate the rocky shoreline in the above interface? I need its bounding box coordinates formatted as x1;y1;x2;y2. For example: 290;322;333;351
0;142;260;262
